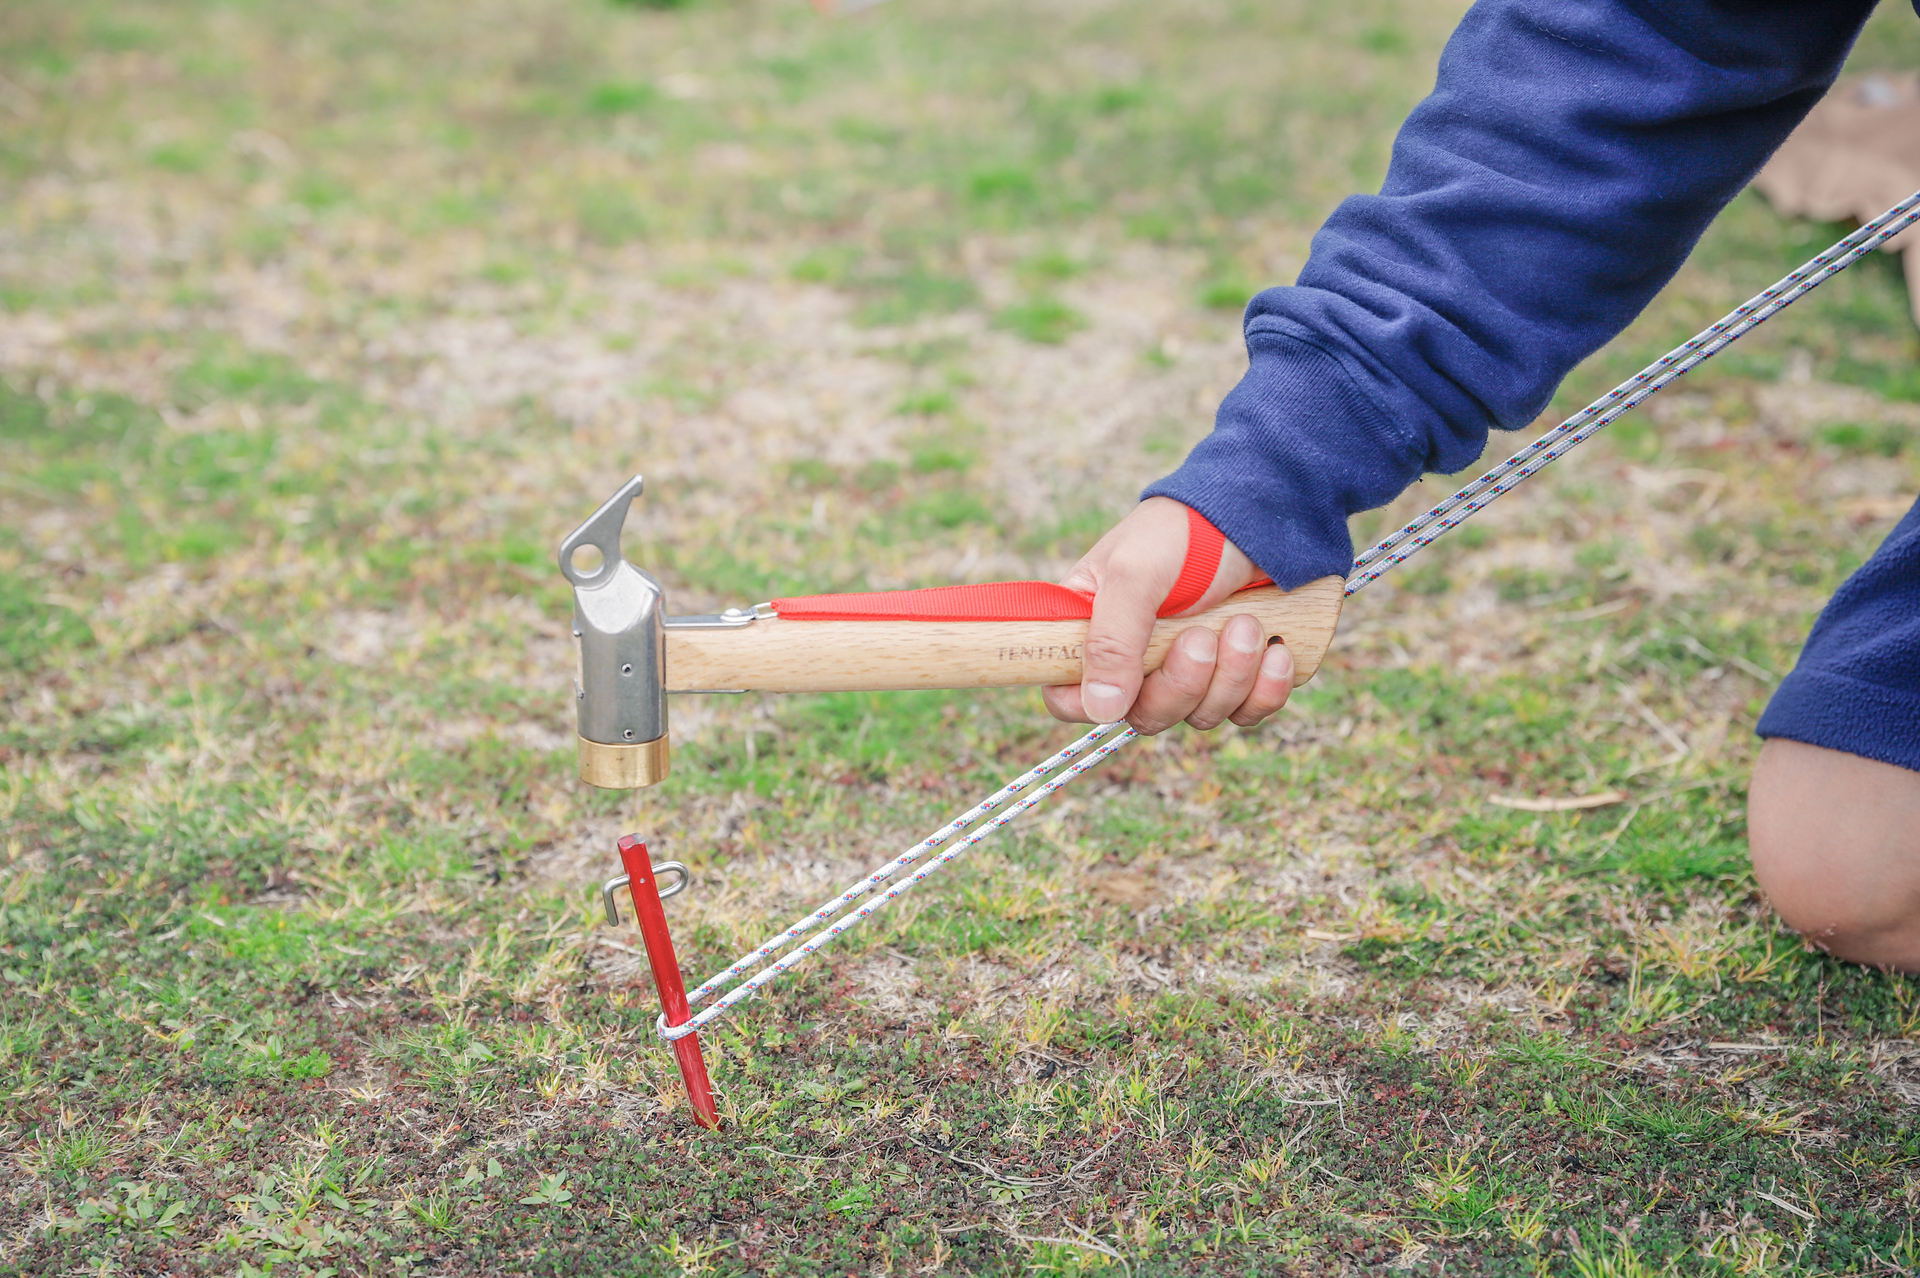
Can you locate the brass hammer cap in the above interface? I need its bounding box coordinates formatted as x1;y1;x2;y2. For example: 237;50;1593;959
578;736;670;789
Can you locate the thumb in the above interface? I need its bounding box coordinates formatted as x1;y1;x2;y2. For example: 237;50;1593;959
1066;498;1192;724
1079;563;1167;724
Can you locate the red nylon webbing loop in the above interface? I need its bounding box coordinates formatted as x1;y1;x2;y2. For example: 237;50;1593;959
769;580;1094;622
618;835;720;1130
770;506;1272;623
1155;505;1224;617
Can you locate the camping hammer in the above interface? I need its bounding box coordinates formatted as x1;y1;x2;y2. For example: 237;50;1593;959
559;475;1345;789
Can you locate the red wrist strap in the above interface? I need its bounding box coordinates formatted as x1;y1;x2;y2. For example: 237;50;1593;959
770;580;1097;622
1155;505;1224;617
770;506;1270;622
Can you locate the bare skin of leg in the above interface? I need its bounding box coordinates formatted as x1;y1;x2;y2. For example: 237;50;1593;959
1748;738;1920;972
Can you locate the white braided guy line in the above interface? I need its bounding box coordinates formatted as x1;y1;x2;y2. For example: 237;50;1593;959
658;724;1139;1041
1345;188;1920;596
680;720;1129;1009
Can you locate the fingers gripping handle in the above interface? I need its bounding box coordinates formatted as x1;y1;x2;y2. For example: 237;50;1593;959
616;835;720;1130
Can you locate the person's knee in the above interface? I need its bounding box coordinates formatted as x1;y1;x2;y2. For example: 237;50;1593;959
1748;738;1920;969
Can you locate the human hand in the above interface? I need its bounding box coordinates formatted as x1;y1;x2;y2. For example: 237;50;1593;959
1041;496;1296;733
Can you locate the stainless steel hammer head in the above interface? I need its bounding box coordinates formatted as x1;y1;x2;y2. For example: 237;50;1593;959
559;475;670;788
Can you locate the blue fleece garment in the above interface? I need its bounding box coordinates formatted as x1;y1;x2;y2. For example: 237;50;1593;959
1145;0;1920;769
1146;0;1880;583
1757;504;1920;772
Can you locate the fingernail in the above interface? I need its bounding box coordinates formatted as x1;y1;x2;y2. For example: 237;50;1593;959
1260;642;1292;680
1227;616;1261;655
1180;629;1217;662
1083;681;1128;723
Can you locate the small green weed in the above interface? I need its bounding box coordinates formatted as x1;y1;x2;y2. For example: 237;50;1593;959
519;1172;573;1206
996;297;1087;344
968;167;1038;203
902;488;995;531
240;1033;335;1081
408;1191;458;1233
1497;1035;1600;1069
149;141;209;173
856;272;977;326
1198;277;1254;310
1359;24;1411;54
577;185;647;246
786;457;840;489
855;459;900;491
1413;1153;1502;1236
174;349;321;406
52;1181;195;1238
1020;250;1083;283
908;441;975;474
1817;420;1909;456
0;573;92;671
587;80;656;113
895;390;956;416
791;246;860;284
1611;1092;1734;1143
34;1127;115;1175
1093;84;1147;114
1569;1236;1678;1277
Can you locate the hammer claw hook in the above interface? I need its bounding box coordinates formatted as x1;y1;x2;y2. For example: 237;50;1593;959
558;474;643;589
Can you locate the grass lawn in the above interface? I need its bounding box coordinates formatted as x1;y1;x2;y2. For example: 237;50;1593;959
6;0;1920;1273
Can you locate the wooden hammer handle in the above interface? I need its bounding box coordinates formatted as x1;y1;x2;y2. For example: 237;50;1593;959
664;577;1344;695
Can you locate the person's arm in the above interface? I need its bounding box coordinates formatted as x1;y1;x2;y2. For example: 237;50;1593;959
1053;0;1881;731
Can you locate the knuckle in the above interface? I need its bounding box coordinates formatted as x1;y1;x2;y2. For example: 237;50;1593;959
1161;651;1214;693
1124;693;1179;736
1228;688;1288;727
1249;691;1287;719
1081;633;1141;672
1161;673;1207;705
1040;687;1089;724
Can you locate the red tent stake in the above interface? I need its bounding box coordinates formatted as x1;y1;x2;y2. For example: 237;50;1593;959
617;834;720;1130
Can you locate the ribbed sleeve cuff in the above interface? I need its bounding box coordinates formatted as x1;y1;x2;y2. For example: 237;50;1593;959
1757;668;1920;774
1142;319;1427;590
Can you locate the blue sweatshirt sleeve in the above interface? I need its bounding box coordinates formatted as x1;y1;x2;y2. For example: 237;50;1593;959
1145;0;1881;589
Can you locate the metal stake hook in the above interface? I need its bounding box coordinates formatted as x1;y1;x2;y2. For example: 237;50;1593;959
603;861;689;926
